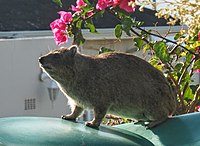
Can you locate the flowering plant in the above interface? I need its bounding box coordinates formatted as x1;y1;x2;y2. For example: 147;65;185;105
51;0;135;46
51;0;200;115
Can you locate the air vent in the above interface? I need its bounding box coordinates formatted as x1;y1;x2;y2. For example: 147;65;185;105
24;98;36;110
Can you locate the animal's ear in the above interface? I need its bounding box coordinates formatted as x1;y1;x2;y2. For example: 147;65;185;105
69;45;78;57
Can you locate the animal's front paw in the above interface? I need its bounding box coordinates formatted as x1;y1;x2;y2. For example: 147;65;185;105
61;114;76;121
85;121;99;129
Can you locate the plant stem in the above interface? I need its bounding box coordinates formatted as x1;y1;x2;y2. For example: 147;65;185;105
135;26;198;57
166;65;185;111
106;8;198;58
181;59;195;103
178;57;195;85
169;44;180;55
188;85;200;112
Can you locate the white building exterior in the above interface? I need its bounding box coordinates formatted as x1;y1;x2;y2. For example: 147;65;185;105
0;26;199;118
0;29;135;118
0;34;70;118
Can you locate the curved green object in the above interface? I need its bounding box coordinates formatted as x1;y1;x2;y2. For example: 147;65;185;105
0;117;153;146
115;112;200;146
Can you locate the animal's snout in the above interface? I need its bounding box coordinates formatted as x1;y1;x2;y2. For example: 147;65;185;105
38;57;45;65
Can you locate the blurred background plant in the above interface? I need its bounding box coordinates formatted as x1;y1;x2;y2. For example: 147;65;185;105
51;0;200;124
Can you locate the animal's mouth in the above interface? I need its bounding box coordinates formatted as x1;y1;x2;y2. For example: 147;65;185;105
38;57;53;70
40;63;53;70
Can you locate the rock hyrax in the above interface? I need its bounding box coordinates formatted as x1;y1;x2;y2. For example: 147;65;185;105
39;45;176;128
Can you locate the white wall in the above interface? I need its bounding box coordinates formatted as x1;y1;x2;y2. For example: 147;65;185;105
0;28;198;118
0;33;135;118
0;36;72;118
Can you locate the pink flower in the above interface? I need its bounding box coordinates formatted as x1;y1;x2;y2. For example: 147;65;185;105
118;0;135;12
72;0;87;14
54;30;68;46
113;0;120;6
57;11;72;24
87;10;94;17
198;31;200;41
96;0;135;12
195;106;200;112
50;19;66;33
96;0;113;10
194;69;200;73
50;11;72;46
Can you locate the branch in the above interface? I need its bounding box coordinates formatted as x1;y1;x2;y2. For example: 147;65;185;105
169;44;180;55
135;26;198;58
130;28;152;47
178;57;195;85
188;85;200;112
166;65;184;109
181;59;195;100
106;7;198;58
105;8;153;48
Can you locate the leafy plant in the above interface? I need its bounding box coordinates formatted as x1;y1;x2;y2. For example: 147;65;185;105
51;0;200;116
98;47;115;54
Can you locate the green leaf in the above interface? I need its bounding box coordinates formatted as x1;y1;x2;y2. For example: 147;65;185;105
85;23;97;33
174;32;181;40
82;5;93;15
114;24;122;39
180;52;187;57
143;43;150;52
141;30;150;39
84;19;97;33
190;85;199;94
149;57;163;71
135;21;144;27
184;86;194;100
149;56;159;65
185;53;193;65
98;47;115;54
181;71;192;84
76;20;83;29
171;71;179;81
194;59;200;70
175;62;184;71
133;37;144;50
122;17;133;36
153;41;170;62
193;41;200;48
52;0;62;7
83;0;90;5
153;64;163;71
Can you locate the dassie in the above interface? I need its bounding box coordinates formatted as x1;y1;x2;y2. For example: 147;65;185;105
39;45;176;128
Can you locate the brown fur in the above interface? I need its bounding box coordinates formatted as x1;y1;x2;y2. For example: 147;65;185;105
39;45;176;128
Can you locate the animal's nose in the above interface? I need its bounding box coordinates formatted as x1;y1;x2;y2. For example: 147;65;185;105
38;57;44;64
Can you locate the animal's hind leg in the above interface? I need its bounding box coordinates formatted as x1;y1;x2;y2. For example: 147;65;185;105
143;108;169;128
146;117;168;128
62;106;83;121
85;106;107;129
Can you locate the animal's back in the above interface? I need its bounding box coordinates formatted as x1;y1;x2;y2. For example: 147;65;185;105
74;52;176;117
84;52;170;97
91;52;176;121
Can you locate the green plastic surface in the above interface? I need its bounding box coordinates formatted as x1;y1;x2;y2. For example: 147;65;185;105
0;117;153;146
115;112;200;146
